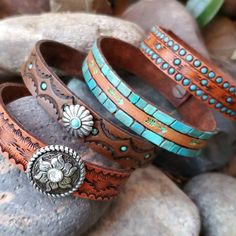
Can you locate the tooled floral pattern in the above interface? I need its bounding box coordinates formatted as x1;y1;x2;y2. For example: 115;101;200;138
34;153;77;191
0;102;129;200
0;111;41;170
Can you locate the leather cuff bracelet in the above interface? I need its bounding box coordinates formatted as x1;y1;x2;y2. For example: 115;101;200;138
142;26;236;121
0;83;130;200
83;37;217;158
21;40;155;170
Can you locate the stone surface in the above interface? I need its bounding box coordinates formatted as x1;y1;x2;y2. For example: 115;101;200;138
221;154;236;177
204;17;236;78
86;166;200;236
49;0;112;14
0;0;49;19
0;96;113;236
0;13;144;73
222;0;236;18
122;0;209;57
185;173;236;236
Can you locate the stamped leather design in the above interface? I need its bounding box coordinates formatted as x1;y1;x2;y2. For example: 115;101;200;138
0;83;130;201
143;26;236;121
20;41;156;170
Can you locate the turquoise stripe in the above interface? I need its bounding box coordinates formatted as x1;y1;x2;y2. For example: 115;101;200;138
103;99;117;113
136;98;147;109
128;92;140;104
188;129;203;138
142;130;164;146
144;104;157;115
131;121;145;135
115;110;134;127
83;69;92;83
177;147;199;157
117;82;131;97
160;140;175;150
82;61;88;74
153;110;175;125
101;64;110;75
170;120;193;134
169;144;180;153
92;43;105;67
92;86;102;97
98;92;107;104
92;42;98;54
199;132;214;140
107;70;120;87
87;78;97;90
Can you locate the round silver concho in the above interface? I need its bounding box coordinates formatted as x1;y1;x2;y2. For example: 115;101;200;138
27;145;86;198
62;104;94;138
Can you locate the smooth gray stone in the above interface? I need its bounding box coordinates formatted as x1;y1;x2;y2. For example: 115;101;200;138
184;173;236;236
0;96;113;236
86;166;200;236
0;13;144;74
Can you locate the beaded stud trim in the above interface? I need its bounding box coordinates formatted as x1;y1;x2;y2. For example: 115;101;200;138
142;26;236;121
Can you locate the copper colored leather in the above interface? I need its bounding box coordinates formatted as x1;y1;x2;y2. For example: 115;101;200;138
143;26;236;121
91;37;216;153
87;53;205;150
0;83;130;201
20;40;155;170
97;38;216;133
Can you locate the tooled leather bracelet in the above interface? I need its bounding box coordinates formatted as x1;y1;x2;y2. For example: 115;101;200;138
142;26;236;121
20;40;155;170
0;83;130;200
83;37;217;158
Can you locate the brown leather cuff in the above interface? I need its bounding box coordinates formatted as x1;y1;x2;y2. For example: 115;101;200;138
0;83;130;200
20;40;156;170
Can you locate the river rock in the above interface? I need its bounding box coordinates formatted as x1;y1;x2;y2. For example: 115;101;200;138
122;0;209;57
222;0;236;18
0;13;144;73
204;17;236;78
185;173;236;236
86;166;200;236
0;96;113;236
49;0;112;14
0;0;49;19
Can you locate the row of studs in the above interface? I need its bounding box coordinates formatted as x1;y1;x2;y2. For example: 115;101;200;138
151;26;236;98
83;57;202;158
147;36;234;109
140;41;236;118
91;42;215;140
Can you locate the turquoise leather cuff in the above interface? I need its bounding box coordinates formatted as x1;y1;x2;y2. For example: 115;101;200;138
82;37;217;157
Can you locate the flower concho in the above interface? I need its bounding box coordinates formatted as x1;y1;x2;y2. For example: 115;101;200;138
27;145;85;197
62;104;94;137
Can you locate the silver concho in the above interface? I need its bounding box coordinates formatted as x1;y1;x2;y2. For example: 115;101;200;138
62;104;94;137
27;145;86;198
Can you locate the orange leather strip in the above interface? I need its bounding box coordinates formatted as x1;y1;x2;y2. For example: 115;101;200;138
87;53;206;149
